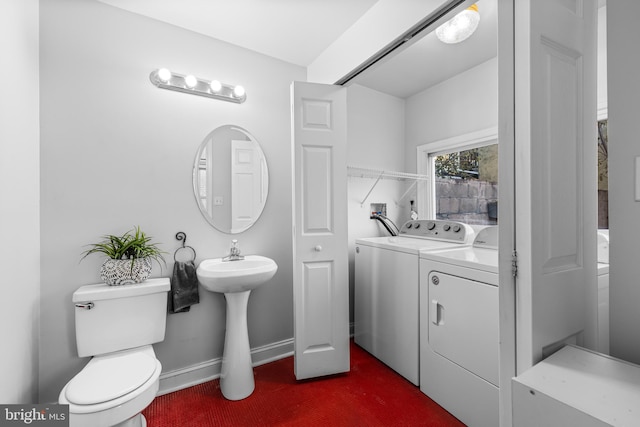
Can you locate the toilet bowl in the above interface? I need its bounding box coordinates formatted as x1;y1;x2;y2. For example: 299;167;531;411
59;278;170;427
59;346;160;427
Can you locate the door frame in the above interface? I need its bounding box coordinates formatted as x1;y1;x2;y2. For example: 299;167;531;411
332;1;596;426
335;1;519;425
497;2;517;427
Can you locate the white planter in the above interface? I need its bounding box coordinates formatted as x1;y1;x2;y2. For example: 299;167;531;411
100;257;152;286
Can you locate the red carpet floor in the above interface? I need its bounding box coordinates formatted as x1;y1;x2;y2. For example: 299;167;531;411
143;341;465;426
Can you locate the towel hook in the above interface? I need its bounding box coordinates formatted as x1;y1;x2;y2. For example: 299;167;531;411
174;231;197;262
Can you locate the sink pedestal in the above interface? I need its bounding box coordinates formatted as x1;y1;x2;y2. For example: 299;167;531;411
195;255;278;400
220;290;254;400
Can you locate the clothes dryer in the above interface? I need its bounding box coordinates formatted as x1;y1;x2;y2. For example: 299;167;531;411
354;219;475;385
419;226;499;427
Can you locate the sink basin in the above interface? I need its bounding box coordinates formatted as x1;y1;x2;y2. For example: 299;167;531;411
197;255;278;294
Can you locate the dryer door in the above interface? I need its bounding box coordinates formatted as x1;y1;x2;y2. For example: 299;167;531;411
428;271;499;386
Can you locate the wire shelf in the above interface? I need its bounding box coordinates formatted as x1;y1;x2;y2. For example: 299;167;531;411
347;166;429;181
347;166;429;206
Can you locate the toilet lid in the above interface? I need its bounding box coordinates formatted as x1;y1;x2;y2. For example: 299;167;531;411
65;351;157;405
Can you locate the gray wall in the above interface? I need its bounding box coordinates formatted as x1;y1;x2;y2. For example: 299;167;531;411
608;0;640;364
0;0;40;404
347;84;406;321
404;57;499;173
39;0;304;402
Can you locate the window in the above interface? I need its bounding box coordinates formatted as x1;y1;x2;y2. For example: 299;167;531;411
433;145;498;225
417;128;498;226
597;119;608;228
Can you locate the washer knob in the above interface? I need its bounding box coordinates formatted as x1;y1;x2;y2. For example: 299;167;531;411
453;225;461;232
443;224;451;231
427;222;436;230
414;223;421;229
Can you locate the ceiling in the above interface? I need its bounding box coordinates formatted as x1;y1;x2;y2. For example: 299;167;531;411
96;0;497;98
96;0;379;67
356;0;497;98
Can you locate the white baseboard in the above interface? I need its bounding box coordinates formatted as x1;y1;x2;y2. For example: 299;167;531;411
157;338;294;396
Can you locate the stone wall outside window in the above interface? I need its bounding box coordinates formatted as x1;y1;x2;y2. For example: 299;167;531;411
435;177;498;225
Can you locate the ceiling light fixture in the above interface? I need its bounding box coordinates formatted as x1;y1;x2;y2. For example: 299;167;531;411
435;4;480;44
149;69;247;104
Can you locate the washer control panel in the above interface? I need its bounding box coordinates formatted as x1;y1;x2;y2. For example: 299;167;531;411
399;219;473;243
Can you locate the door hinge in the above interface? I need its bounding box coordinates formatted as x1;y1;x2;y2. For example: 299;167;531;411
511;250;518;278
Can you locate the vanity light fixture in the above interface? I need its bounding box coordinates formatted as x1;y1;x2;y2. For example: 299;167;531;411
233;85;246;98
435;4;480;44
184;74;198;89
149;68;247;103
157;68;172;83
209;80;223;93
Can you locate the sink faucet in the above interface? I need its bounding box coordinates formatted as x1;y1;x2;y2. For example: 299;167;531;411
223;239;245;261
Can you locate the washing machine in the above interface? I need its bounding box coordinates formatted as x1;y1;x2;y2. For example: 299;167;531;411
354;219;476;386
419;226;499;427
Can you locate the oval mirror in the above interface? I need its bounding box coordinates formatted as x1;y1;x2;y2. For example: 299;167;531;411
193;125;269;234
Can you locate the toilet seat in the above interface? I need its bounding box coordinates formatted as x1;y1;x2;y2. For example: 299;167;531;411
65;350;158;406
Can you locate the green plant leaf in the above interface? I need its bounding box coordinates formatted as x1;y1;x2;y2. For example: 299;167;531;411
81;226;166;271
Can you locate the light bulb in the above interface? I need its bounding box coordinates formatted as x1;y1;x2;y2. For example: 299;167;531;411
209;80;222;93
184;75;198;89
157;68;171;83
233;85;246;98
435;4;480;44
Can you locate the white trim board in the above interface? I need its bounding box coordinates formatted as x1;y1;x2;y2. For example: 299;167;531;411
597;105;607;121
416;127;499;156
157;338;294;396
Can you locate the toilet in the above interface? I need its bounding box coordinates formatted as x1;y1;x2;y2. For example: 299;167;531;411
59;277;170;427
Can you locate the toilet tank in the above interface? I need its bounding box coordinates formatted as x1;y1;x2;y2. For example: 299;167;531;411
72;278;170;358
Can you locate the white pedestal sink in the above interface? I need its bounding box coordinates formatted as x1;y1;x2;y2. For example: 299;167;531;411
196;255;278;400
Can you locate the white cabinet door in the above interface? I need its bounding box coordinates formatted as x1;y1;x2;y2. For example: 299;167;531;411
514;0;598;371
291;81;349;380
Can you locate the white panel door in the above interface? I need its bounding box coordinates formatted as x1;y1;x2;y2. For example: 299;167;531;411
514;0;598;371
291;81;349;380
231;139;262;233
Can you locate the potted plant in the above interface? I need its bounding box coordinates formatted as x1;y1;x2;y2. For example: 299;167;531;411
81;226;166;286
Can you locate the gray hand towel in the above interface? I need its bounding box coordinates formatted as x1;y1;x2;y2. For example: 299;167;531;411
169;260;199;313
